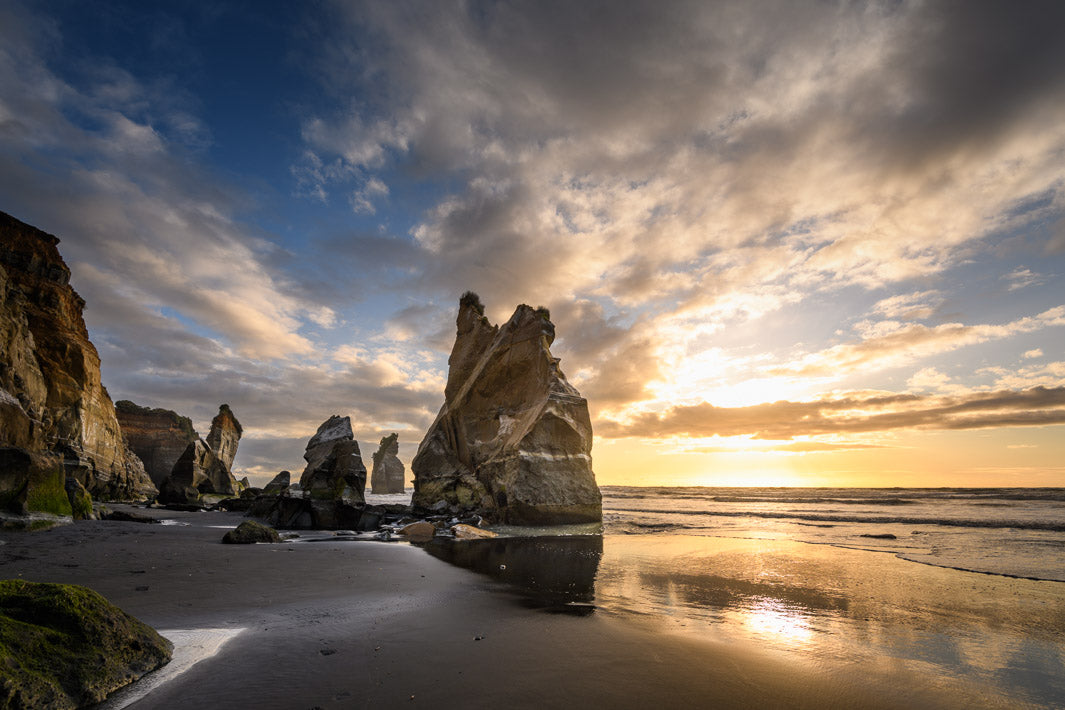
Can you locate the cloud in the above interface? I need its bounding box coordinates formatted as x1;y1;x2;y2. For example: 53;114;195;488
600;386;1065;441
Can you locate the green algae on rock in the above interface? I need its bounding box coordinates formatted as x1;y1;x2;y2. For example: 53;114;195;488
0;580;172;709
222;519;281;544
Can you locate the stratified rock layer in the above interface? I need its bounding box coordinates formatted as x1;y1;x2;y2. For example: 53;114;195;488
0;211;155;504
206;404;242;471
115;401;199;488
299;415;366;504
411;295;601;524
370;433;406;494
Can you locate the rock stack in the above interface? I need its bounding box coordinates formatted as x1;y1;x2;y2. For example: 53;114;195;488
0;211;156;517
156;404;243;506
370;433;406;494
299;415;366;503
411;293;602;524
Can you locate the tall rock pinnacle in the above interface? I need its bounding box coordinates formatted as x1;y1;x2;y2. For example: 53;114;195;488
411;293;602;524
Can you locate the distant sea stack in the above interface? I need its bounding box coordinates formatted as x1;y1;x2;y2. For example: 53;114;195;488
411;293;602;524
206;403;242;470
370;433;406;494
0;211;156;507
299;415;367;504
115;401;199;488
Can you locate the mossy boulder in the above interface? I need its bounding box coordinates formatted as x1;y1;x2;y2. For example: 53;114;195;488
64;479;93;521
0;580;172;709
222;520;281;544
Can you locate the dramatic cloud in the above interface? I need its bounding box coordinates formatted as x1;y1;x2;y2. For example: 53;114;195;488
600;387;1065;441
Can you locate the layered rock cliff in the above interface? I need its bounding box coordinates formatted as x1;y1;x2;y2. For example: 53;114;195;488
411;293;602;524
115;401;199;487
370;433;406;494
0;211;156;505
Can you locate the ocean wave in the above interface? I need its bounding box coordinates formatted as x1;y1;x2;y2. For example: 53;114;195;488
605;507;1065;532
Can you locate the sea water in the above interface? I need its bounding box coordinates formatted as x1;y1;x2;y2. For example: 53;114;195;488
602;486;1065;581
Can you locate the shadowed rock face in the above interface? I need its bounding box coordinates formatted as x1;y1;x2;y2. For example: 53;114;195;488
206;403;242;470
299;415;366;504
115;401;199;488
157;438;238;505
0;211;155;504
411;295;602;524
370;433;406;494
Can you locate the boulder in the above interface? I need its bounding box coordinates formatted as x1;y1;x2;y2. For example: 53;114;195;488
206;404;242;471
0;579;172;708
221;520;280;544
399;521;436;542
0;211;156;503
114;400;199;488
262;470;291;496
452;523;498;540
411;294;601;524
0;447;69;518
157;439;238;506
370;433;406;494
299;416;366;504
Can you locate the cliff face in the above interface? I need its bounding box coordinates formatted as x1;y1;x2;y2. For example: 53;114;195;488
0;211;156;503
115;401;199;487
411;295;602;524
370;433;406;494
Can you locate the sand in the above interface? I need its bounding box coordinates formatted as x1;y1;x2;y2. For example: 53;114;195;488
0;506;1047;709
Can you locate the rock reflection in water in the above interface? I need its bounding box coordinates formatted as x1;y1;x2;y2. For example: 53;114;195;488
423;535;603;613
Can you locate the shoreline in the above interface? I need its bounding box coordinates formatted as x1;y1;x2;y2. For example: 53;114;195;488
1;506;1059;708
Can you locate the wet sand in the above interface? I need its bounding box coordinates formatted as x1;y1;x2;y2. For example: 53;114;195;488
0;506;1054;709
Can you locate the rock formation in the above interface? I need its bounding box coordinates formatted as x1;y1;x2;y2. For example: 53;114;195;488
299;415;366;504
0;211;156;508
370;433;406;494
115;400;199;488
411;293;601;524
206;403;242;470
262;470;290;496
157;438;238;506
0;579;172;708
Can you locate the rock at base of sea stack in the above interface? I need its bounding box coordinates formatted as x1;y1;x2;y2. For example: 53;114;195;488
262;470;290;496
299;415;366;504
411;293;601;525
370;433;406;494
0;211;156;504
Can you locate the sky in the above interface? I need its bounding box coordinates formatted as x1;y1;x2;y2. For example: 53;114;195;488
1;0;1063;488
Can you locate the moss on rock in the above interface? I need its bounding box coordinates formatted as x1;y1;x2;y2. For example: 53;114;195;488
222;520;281;544
0;580;172;709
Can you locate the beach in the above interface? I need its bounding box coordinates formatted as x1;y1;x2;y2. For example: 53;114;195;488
3;503;1061;709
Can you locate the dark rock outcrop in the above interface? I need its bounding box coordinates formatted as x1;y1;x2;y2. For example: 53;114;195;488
222;520;280;544
115;400;199;488
0;211;156;504
206;404;242;471
370;433;406;494
0;579;172;708
411;294;601;524
262;470;290;496
299;416;366;504
157;439;238;506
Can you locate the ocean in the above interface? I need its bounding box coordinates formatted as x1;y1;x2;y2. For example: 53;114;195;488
415;486;1065;709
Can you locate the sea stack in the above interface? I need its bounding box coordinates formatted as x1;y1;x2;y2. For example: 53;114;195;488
156;404;243;506
299;415;367;504
206;403;242;470
0;211;156;507
411;293;602;524
115;401;199;488
370;433;406;494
